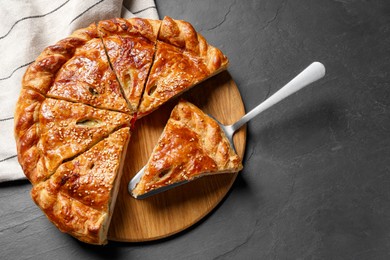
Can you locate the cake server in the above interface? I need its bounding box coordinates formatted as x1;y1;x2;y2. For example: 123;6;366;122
129;62;326;199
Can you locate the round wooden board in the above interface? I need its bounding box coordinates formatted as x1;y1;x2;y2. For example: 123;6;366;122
108;71;246;242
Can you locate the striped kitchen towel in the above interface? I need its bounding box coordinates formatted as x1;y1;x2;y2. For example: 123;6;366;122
0;0;159;182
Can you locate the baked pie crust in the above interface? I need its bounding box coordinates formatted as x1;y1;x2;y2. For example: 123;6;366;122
132;100;242;197
15;16;234;245
31;128;130;244
138;17;229;117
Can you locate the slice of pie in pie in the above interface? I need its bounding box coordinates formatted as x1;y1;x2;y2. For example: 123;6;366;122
98;18;161;113
137;16;229;117
47;37;130;113
132;100;242;197
28;98;131;184
31;127;130;245
22;23;99;96
22;22;129;113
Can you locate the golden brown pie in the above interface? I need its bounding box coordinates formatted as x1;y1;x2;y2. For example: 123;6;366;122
14;88;46;186
37;98;131;184
15;94;131;185
138;16;229;117
14;16;231;245
31;127;130;245
98;18;161;113
48;38;129;113
132;100;242;197
22;23;97;95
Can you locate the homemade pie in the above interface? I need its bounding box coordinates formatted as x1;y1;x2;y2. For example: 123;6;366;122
15;16;235;245
132;100;243;197
31;127;130;245
21;97;132;184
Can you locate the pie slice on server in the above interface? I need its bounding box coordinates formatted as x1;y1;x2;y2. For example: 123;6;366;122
132;100;242;198
98;18;161;113
137;16;229;117
31;127;130;245
17;98;132;185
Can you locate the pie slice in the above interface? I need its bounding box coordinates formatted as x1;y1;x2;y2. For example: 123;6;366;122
31;127;130;245
31;98;132;184
22;23;99;95
132;100;242;197
47;38;130;113
97;18;161;113
137;16;229;117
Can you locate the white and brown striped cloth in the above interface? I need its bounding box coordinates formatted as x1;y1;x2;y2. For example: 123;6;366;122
0;0;159;182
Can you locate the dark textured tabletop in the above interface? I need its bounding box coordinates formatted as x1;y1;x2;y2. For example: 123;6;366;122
2;1;390;259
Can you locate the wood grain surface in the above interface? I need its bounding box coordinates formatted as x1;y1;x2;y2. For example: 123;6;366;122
108;71;246;242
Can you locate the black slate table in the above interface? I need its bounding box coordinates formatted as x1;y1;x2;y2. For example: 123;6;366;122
2;1;390;259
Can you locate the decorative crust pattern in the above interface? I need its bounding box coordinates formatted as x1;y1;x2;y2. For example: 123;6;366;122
31;127;130;245
36;98;131;183
137;16;229;117
98;18;160;42
138;41;209;117
98;18;161;112
159;16;229;71
14;88;46;184
48;38;129;113
22;23;98;95
132;100;242;197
